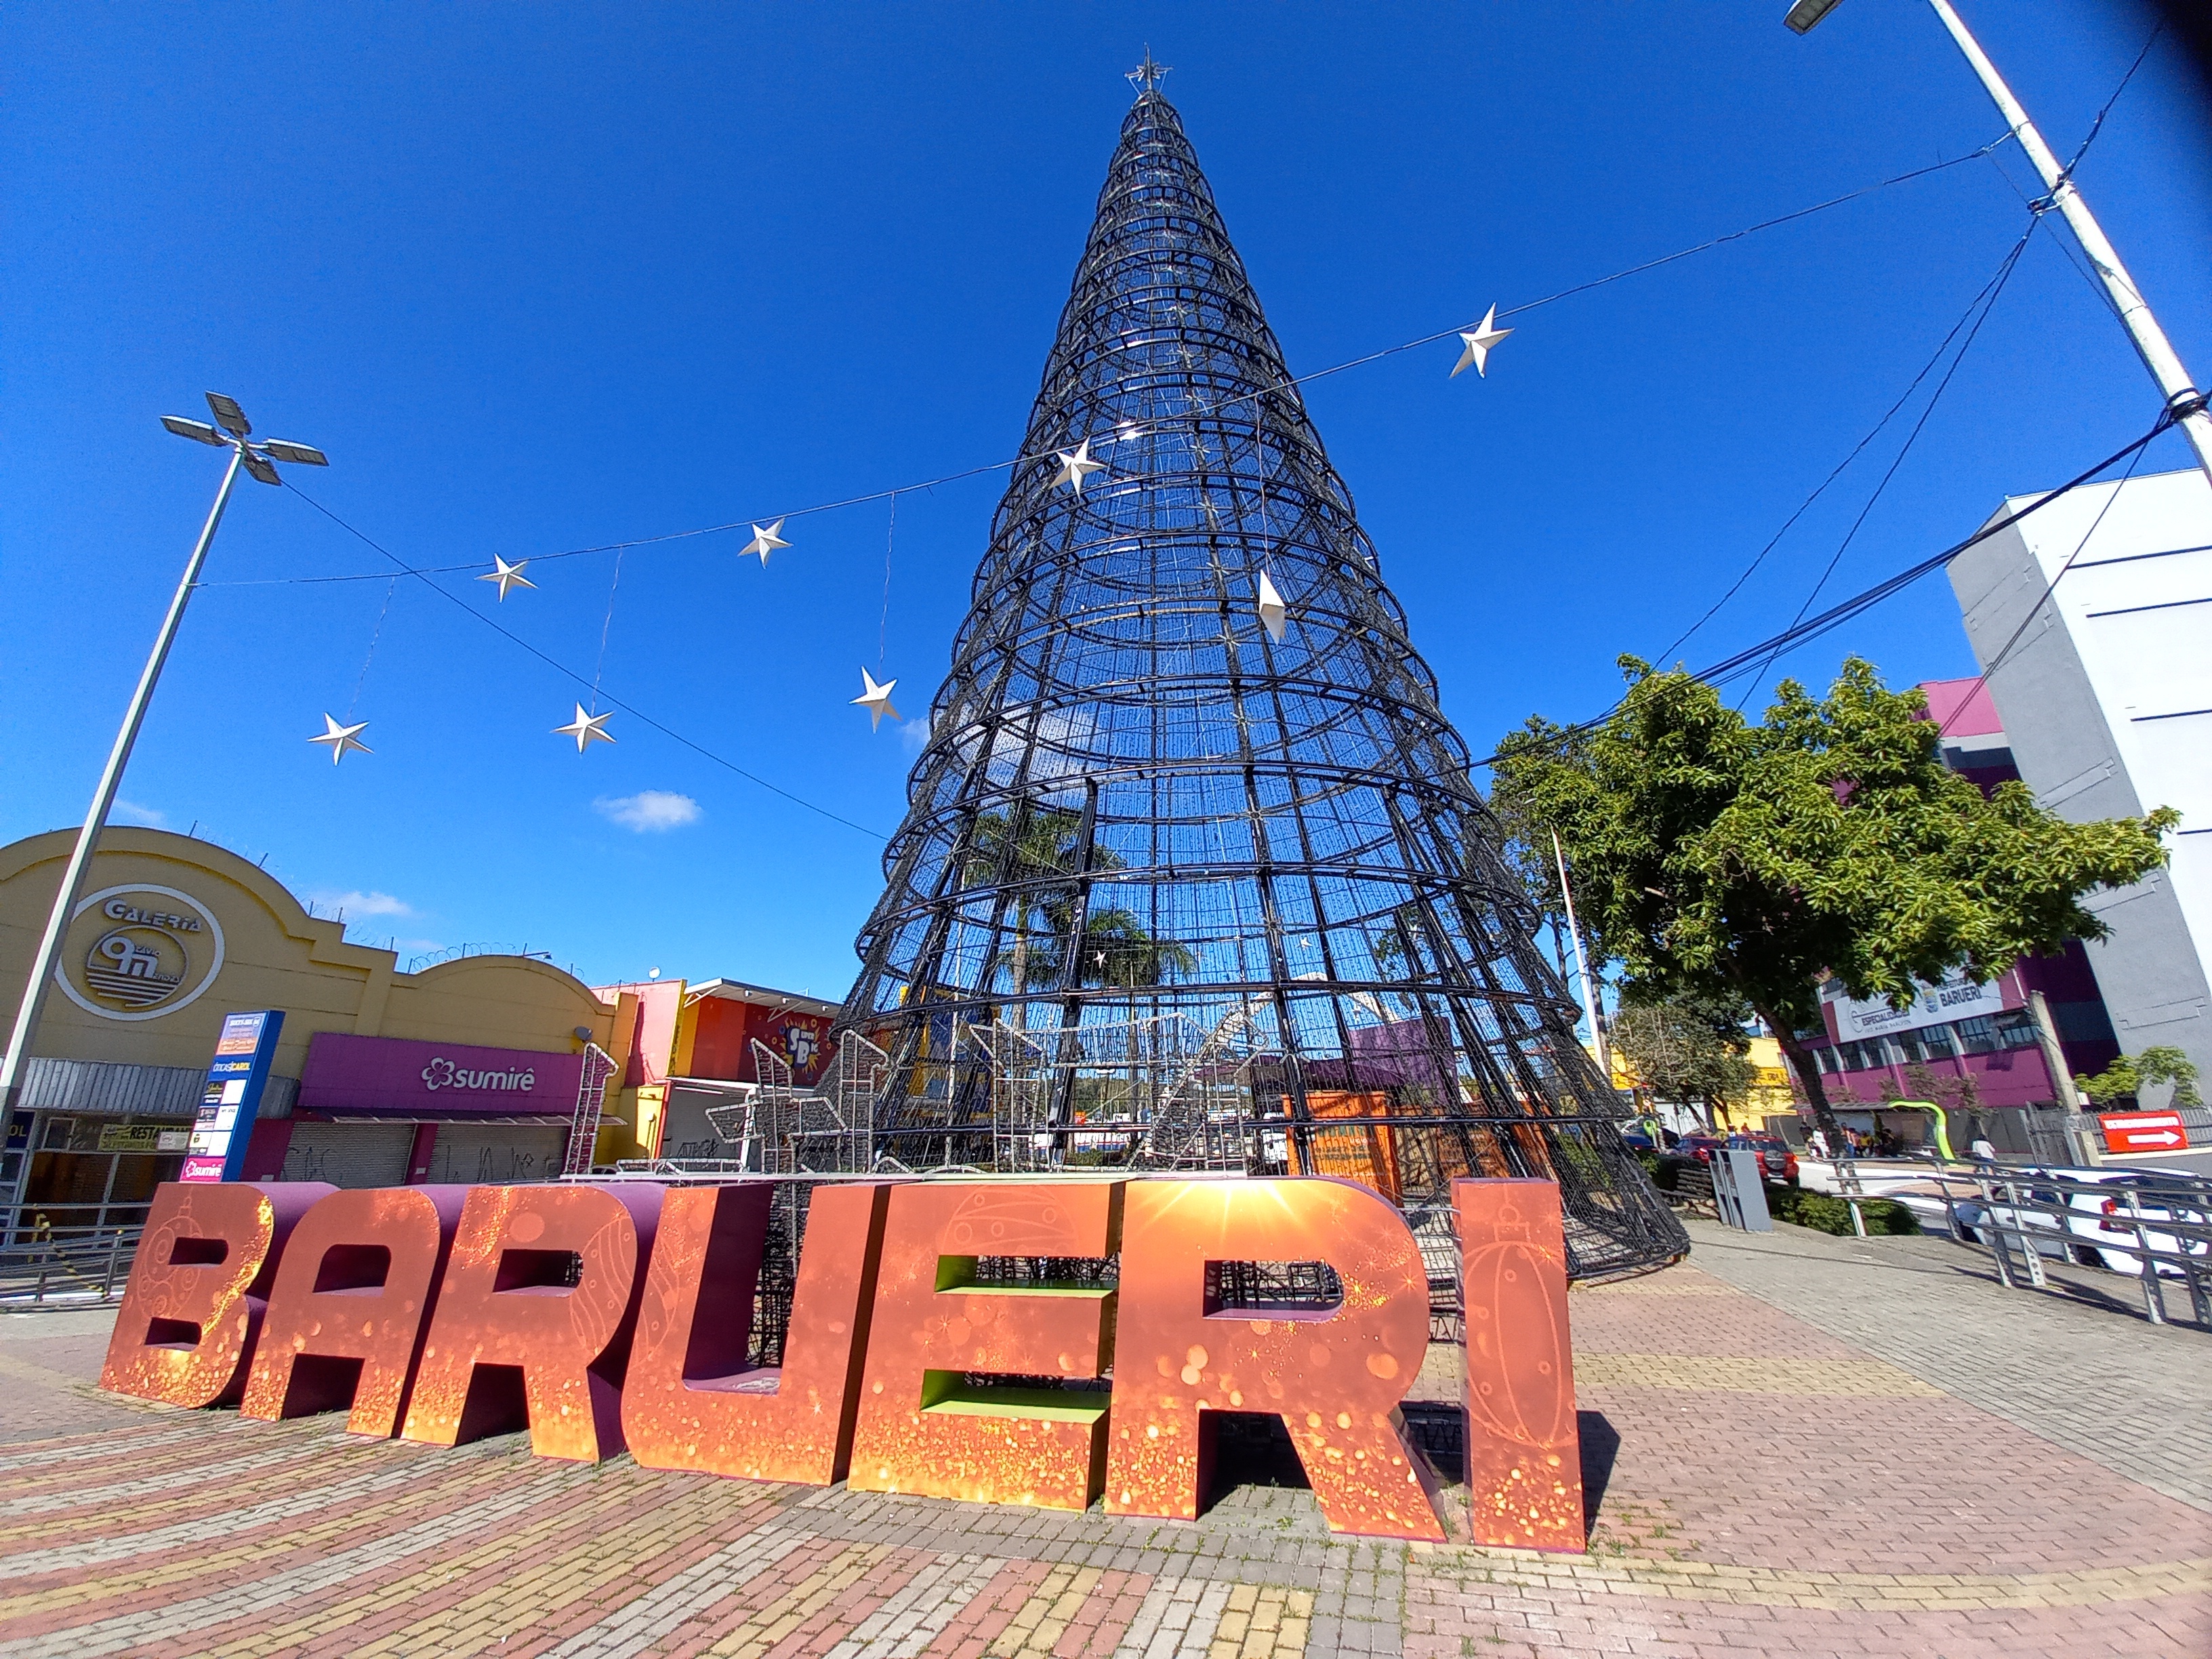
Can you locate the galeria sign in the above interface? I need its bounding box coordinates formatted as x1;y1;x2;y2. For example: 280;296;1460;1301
100;1174;1584;1551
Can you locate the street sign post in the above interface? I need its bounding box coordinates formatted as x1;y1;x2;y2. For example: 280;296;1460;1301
182;1010;284;1183
2097;1111;2192;1156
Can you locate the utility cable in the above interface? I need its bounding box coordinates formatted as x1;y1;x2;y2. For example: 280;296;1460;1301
1466;412;2177;769
283;482;890;842
202;144;2010;592
1933;441;2148;739
1652;217;2038;667
1719;30;2164;705
1733;216;2039;702
346;577;398;723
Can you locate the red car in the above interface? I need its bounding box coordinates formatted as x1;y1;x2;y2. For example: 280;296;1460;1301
1667;1132;1799;1185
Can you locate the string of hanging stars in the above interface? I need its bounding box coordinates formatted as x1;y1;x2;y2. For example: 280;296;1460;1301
272;133;2004;768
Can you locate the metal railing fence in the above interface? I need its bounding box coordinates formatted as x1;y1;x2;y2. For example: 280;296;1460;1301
0;1225;141;1309
1937;1164;2212;1329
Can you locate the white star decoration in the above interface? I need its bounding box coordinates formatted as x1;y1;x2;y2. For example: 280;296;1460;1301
554;703;617;752
308;712;372;765
1255;571;1288;642
1054;438;1107;494
853;668;901;731
477;554;536;600
1452;305;1513;378
742;520;790;565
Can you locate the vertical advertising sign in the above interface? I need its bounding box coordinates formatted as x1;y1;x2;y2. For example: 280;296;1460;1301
182;1010;285;1183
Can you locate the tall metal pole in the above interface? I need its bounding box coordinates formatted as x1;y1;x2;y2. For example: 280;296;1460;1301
1552;830;1612;1086
0;447;245;1113
1923;0;2212;483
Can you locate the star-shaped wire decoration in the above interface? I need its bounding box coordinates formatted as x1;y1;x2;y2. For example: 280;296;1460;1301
742;519;791;565
1256;570;1289;642
554;703;617;752
308;712;373;765
478;554;537;600
853;668;902;731
1054;438;1107;495
1451;305;1513;379
1126;52;1171;94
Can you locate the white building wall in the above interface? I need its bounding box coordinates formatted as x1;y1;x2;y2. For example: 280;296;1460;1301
1948;467;2212;1080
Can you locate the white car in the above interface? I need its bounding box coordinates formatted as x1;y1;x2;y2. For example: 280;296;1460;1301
1951;1167;2209;1278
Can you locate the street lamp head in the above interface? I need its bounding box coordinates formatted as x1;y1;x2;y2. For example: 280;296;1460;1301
167;398;327;481
161;415;226;445
259;438;329;466
1784;0;1846;32
205;391;251;436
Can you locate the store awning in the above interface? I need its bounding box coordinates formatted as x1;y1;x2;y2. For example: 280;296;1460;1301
308;1112;623;1128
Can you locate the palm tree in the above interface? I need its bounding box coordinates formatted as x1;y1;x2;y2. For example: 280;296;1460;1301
960;801;1140;1027
960;804;1082;1029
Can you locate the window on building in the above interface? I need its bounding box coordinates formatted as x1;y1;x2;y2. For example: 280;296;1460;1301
1954;1016;1999;1055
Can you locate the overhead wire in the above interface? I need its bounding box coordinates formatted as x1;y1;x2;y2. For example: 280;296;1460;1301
219;135;2033;840
282;481;892;842
1932;442;2148;739
1712;29;2165;706
201;141;2010;592
1466;411;2180;771
1731;214;2041;703
1651;216;2038;667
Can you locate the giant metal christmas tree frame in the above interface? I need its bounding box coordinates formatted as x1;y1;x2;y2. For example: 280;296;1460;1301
823;82;1683;1284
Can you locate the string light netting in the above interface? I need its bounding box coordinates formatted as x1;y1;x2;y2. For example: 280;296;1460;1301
832;85;1686;1283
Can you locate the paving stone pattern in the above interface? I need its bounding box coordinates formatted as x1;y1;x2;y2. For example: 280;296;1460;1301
0;1223;2205;1657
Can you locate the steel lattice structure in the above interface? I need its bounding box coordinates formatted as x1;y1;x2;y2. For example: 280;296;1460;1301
832;80;1685;1280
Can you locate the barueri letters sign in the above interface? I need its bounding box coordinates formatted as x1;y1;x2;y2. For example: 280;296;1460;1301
101;1174;1585;1550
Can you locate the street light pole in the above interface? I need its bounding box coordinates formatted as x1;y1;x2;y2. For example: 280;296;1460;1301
1786;0;2212;486
0;396;326;1117
1553;831;1613;1086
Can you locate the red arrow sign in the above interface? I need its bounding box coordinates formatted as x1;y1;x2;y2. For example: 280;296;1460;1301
2099;1111;2192;1153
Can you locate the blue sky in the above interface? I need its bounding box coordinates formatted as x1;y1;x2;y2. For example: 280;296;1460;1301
4;2;2207;1001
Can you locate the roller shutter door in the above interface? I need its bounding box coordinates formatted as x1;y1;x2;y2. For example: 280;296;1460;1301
422;1123;567;1186
279;1122;413;1188
659;1090;745;1162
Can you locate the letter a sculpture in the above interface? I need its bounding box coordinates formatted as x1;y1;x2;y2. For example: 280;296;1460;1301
831;80;1686;1288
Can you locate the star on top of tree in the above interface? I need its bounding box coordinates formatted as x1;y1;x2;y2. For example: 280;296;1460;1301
1126;52;1172;94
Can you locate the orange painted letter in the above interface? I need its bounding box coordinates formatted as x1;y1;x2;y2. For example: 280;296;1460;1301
623;1181;890;1483
1106;1176;1442;1540
399;1183;662;1462
1455;1177;1582;1551
847;1181;1120;1511
101;1181;334;1408
241;1185;468;1435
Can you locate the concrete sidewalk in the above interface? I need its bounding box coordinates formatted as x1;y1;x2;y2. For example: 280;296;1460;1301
0;1219;2204;1658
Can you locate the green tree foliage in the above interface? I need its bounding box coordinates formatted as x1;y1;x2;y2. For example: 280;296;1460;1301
1490;656;2175;1136
1608;996;1759;1125
2076;1046;2203;1109
960;801;1192;1012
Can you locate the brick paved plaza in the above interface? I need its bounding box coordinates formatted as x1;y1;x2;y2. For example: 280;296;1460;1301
1;1220;2205;1658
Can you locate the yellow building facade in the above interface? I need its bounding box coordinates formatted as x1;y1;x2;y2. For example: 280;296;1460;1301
1;828;630;1231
